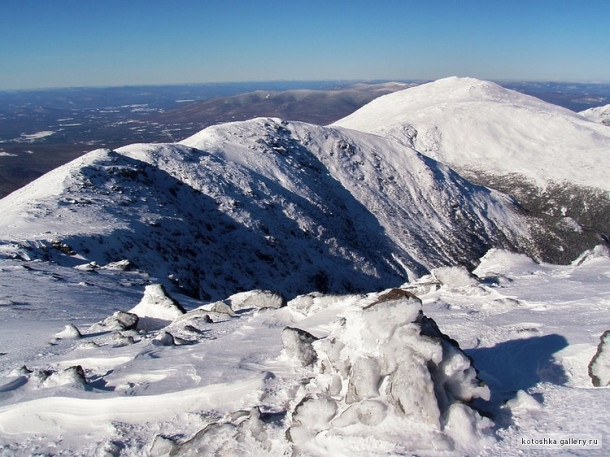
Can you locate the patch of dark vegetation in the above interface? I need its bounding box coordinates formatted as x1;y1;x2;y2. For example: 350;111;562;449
463;170;609;263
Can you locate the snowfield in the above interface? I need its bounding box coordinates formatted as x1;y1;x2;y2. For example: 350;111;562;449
0;247;608;456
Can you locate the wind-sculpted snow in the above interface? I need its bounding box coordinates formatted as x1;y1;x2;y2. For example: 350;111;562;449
0;117;528;299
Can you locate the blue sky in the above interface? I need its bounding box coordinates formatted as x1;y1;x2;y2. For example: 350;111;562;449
1;0;609;90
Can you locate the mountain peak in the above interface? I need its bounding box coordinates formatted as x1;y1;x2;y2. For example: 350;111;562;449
333;78;610;190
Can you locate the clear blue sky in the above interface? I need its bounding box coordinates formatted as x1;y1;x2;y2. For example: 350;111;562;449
1;0;609;90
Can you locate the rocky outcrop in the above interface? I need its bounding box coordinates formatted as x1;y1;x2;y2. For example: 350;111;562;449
589;330;610;387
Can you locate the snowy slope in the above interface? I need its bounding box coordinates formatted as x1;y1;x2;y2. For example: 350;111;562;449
0;117;529;300
333;77;610;191
580;103;610;126
0;246;608;456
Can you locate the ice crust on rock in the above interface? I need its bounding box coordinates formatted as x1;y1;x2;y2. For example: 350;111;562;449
128;284;186;331
282;327;319;367
431;265;480;289
287;288;491;453
41;366;87;388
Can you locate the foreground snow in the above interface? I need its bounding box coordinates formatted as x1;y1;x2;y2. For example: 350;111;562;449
0;247;608;456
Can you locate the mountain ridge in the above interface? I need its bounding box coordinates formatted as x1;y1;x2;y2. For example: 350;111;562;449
0;117;528;300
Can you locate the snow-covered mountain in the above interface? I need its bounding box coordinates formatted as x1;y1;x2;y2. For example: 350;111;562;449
334;77;610;262
1;78;609;456
0;117;528;300
580;103;610;126
333;76;610;190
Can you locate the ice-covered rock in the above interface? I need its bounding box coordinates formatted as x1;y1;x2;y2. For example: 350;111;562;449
589;330;610;387
149;435;177;456
73;261;99;272
171;407;278;456
152;331;176;347
432;265;480;288
41;366;87;388
227;289;287;311
112;333;136;347
286;288;491;453
198;300;236;317
282;327;318;367
573;244;610;266
101;259;136;271
129;284;186;331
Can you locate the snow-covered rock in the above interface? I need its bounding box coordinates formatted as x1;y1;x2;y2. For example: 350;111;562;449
92;310;139;331
227;289;287;311
128;284;186;331
589;330;610;387
55;323;82;339
286;288;491;453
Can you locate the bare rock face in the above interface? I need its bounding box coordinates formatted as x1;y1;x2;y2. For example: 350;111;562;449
589;330;610;387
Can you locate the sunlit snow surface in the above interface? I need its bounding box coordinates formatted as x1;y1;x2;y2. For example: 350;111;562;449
333;77;610;190
0;247;608;456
